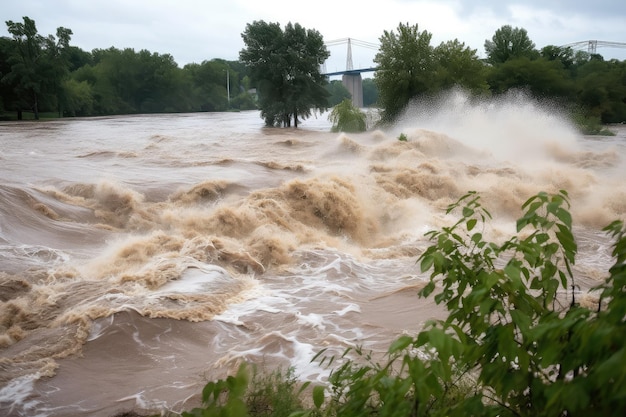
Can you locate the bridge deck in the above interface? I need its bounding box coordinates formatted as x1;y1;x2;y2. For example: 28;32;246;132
323;67;378;76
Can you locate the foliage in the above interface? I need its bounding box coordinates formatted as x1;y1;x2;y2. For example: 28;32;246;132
397;133;407;141
487;56;573;98
361;78;378;107
571;110;616;136
329;99;367;132
484;25;537;64
374;22;435;124
304;191;626;416
182;364;250;417
326;80;352;107
433;39;489;95
2;16;73;119
573;58;626;124
246;366;306;417
240;20;330;127
181;365;308;417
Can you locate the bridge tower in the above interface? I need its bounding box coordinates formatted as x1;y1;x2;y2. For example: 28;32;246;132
342;38;363;107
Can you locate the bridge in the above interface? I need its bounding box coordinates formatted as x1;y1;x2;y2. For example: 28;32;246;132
322;38;378;107
560;40;626;55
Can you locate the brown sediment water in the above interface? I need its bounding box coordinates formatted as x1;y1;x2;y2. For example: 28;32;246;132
1;93;624;416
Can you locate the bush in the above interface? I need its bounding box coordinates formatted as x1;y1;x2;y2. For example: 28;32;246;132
311;191;626;416
571;111;615;136
328;99;367;133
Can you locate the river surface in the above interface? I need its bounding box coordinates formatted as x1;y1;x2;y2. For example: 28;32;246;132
1;93;625;416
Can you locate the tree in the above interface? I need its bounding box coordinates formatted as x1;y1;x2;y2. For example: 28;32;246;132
541;45;575;70
487;57;573;99
2;17;73;119
183;59;232;111
79;47;192;115
373;22;435;123
240;20;330;127
574;59;626;123
433;39;488;94
484;25;537;65
328;98;367;132
325;79;352;107
362;77;378;107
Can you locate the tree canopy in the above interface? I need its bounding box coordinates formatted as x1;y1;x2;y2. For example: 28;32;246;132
374;22;435;123
2;16;73;119
484;25;537;64
240;20;330;127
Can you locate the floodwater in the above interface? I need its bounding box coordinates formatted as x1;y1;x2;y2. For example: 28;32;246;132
1;92;624;416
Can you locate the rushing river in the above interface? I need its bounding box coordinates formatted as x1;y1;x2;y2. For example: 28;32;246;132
1;92;625;416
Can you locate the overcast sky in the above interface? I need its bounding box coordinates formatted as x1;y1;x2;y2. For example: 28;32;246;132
3;0;626;72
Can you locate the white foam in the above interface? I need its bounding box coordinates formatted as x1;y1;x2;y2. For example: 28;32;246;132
153;262;231;294
0;374;47;417
333;303;361;316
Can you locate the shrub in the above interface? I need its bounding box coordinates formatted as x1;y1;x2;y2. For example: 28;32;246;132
329;99;367;133
312;190;626;416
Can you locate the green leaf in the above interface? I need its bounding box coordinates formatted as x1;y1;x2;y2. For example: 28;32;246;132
467;218;477;231
389;335;414;353
201;381;216;403
313;385;325;409
555;207;572;227
420;254;434;272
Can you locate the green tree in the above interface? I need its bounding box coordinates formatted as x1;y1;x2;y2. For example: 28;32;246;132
183;59;232;111
373;22;435;123
329;98;367;132
79;47;191;115
541;45;575;70
325;79;352;107
433;39;488;94
240;20;330;127
0;36;16;114
362;77;378;107
487;56;573;98
61;78;93;116
484;25;537;65
2;16;73;119
574;58;626;123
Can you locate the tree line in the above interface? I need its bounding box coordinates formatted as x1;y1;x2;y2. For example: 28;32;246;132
374;23;626;126
1;17;625;127
0;17;257;119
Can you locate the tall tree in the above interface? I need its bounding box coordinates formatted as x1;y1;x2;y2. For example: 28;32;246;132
484;25;536;65
433;39;488;94
373;22;435;123
3;17;72;119
240;20;329;127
